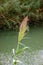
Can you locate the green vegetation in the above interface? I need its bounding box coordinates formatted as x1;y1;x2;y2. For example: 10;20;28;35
12;16;29;65
0;0;43;30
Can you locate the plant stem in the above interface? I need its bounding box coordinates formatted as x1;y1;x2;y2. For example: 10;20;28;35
16;42;20;52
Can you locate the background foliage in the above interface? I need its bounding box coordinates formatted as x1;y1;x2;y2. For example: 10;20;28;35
0;0;43;30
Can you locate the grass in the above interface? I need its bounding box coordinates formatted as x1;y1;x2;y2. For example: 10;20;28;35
12;16;29;65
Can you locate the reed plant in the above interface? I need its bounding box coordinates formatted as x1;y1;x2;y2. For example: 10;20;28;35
12;16;29;65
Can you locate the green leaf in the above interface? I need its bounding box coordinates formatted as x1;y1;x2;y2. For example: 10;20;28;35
16;47;29;55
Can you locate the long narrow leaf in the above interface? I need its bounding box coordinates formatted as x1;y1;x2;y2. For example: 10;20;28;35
16;47;29;55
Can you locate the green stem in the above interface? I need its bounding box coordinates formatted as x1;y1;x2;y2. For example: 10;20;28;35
16;42;20;51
